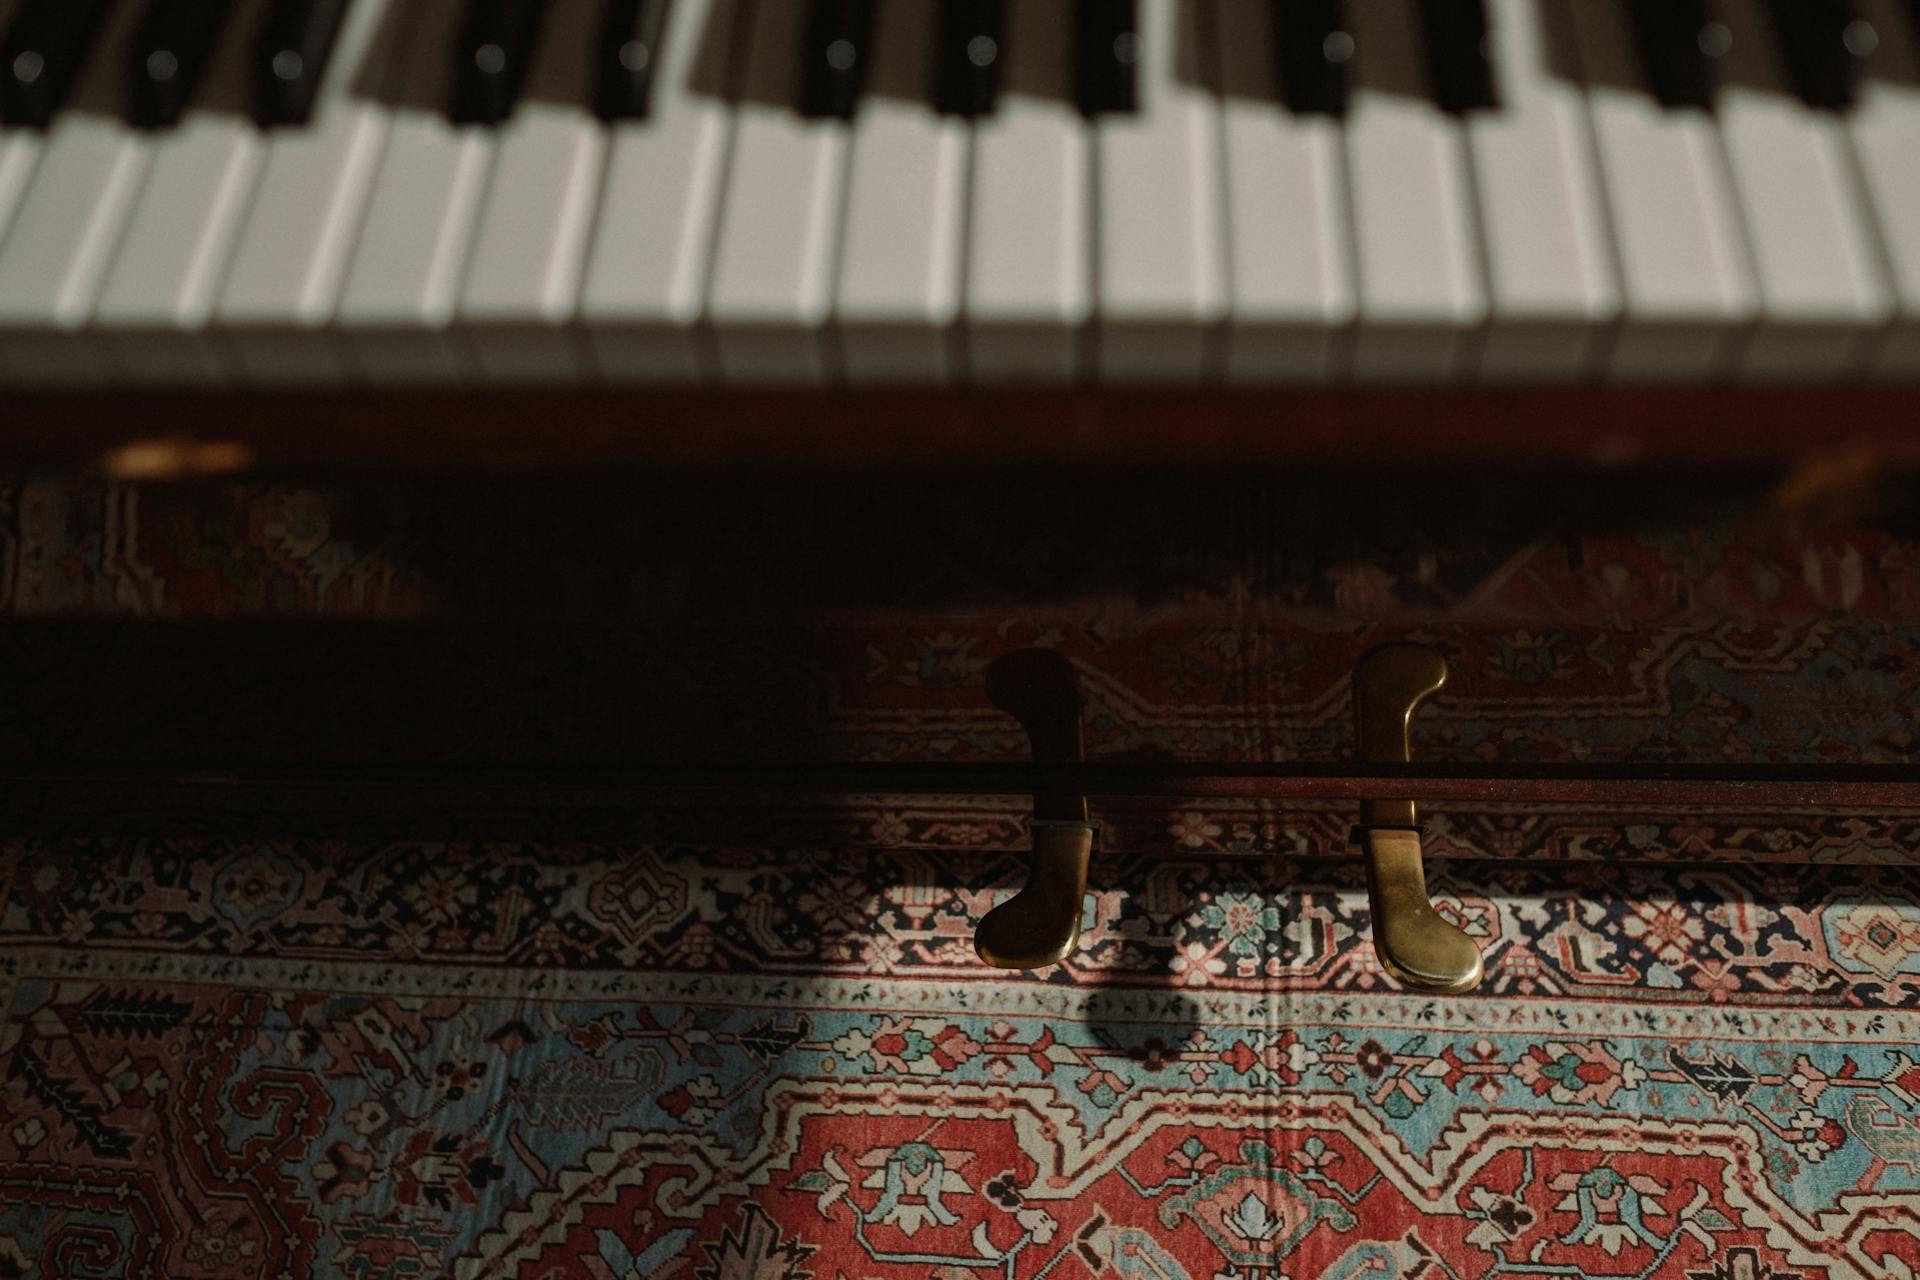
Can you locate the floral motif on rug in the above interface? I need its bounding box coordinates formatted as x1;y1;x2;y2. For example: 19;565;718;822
3;840;1918;1279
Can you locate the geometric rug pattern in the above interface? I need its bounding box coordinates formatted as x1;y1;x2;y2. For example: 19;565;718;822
4;471;1920;1276
5;840;1919;1278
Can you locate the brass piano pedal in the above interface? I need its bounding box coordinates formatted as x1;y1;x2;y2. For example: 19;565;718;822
975;650;1095;971
976;820;1096;970
1353;644;1483;994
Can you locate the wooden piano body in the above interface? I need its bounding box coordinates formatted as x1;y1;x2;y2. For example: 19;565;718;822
3;383;1917;988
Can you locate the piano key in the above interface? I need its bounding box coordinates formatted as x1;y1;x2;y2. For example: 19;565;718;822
580;0;738;383
0;118;37;247
964;0;1089;380
0;0;44;247
127;0;231;129
1765;0;1867;110
1714;0;1893;378
1564;0;1754;380
213;0;401;383
1094;0;1225;381
800;0;873;120
1;0;114;128
253;0;352;127
1417;0;1498;113
1075;0;1138;115
934;0;1003;117
1272;0;1352;116
1465;0;1619;380
335;0;488;384
833;0;966;382
0;0;152;385
457;0;607;383
1343;0;1488;381
596;0;672;120
705;0;849;383
91;0;260;383
1215;0;1354;381
1623;0;1723;109
451;0;544;125
1847;0;1920;377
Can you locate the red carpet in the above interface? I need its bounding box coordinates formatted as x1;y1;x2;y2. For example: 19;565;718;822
1;471;1916;1277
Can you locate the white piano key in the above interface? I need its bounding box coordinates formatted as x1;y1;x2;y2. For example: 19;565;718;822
457;3;608;385
1561;0;1755;381
1092;0;1226;382
214;0;401;384
0;0;41;252
0;123;36;248
580;0;740;383
1213;0;1354;382
0;0;151;386
1342;0;1488;382
831;0;966;384
91;9;263;385
1848;0;1920;379
963;0;1089;381
1467;0;1619;381
335;0;489;385
705;0;847;384
1714;0;1893;380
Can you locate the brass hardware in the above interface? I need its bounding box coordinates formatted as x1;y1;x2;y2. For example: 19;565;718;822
975;650;1094;970
1353;644;1483;994
1361;827;1481;993
99;437;255;481
976;821;1095;969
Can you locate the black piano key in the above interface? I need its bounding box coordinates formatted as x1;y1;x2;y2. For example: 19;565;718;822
596;0;671;121
451;0;546;124
1624;0;1724;108
1272;0;1350;116
800;0;874;119
252;0;350;127
1416;0;1497;113
1;0;115;128
127;0;231;128
934;0;1003;117
1764;0;1868;110
1074;0;1138;116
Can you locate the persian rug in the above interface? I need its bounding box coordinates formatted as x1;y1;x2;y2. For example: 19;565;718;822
4;840;1920;1279
2;472;1919;1278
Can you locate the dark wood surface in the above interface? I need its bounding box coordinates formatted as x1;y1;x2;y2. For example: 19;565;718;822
6;384;1920;473
8;761;1920;813
4;388;1916;834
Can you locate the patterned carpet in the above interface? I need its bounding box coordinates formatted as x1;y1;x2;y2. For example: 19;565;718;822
2;471;1919;1278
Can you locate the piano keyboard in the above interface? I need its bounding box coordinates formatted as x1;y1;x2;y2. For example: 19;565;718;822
0;0;1917;388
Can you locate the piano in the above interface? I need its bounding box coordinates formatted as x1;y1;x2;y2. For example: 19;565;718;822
2;0;1918;991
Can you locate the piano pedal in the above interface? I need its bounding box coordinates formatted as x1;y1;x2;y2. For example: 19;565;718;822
1351;643;1483;994
971;642;1483;992
974;649;1096;971
976;820;1096;971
